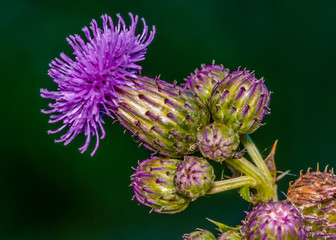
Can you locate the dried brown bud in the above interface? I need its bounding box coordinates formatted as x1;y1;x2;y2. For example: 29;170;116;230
287;166;336;205
287;166;336;239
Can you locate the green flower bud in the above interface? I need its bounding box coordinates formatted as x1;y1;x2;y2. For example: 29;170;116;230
183;229;216;240
217;231;242;240
131;157;190;214
114;76;210;157
174;156;215;200
184;63;230;104
196;123;240;163
209;69;271;134
287;167;336;239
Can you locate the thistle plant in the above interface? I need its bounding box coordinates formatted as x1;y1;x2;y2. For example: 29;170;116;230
41;12;333;240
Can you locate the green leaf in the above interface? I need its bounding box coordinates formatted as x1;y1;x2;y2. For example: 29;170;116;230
206;218;240;233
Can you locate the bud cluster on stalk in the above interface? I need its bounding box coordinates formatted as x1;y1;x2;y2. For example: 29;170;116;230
126;63;272;214
131;155;215;213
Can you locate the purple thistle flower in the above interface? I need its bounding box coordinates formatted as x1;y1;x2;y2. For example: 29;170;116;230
41;13;155;156
242;200;306;240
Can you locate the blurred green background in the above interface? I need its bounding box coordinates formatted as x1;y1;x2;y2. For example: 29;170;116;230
2;0;336;239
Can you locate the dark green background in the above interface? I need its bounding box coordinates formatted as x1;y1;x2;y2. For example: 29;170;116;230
2;0;336;239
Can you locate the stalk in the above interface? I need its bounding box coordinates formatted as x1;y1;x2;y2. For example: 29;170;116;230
240;134;278;201
226;157;276;202
207;176;257;195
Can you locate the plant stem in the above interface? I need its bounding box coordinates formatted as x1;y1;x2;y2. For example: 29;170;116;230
240;135;273;181
240;134;278;201
207;176;257;195
226;157;267;184
226;157;274;201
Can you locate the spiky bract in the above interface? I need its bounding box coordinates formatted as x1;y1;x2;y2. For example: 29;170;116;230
113;76;210;157
130;157;190;214
287;167;336;239
183;229;216;240
209;69;270;134
174;156;215;200
242;200;306;240
196;123;240;162
184;63;230;104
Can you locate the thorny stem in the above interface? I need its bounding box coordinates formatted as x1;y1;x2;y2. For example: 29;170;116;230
207;176;257;195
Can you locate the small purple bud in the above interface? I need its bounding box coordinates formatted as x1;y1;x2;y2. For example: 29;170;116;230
196;123;240;163
242;201;306;240
131;157;190;214
174;156;215;200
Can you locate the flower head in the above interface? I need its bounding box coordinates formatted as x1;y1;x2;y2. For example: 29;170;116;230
242;201;306;240
209;69;271;134
41;13;155;156
174;156;215;200
196;123;240;163
114;76;210;157
130;157;190;214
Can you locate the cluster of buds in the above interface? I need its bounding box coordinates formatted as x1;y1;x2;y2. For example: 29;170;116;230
41;12;336;240
127;64;274;213
131;156;215;213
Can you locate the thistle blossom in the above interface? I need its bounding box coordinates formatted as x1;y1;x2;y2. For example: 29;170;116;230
41;13;155;156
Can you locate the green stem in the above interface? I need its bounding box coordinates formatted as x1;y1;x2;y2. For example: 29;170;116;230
207;176;257;195
226;157;277;202
226;157;267;184
240;135;273;181
240;134;278;201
